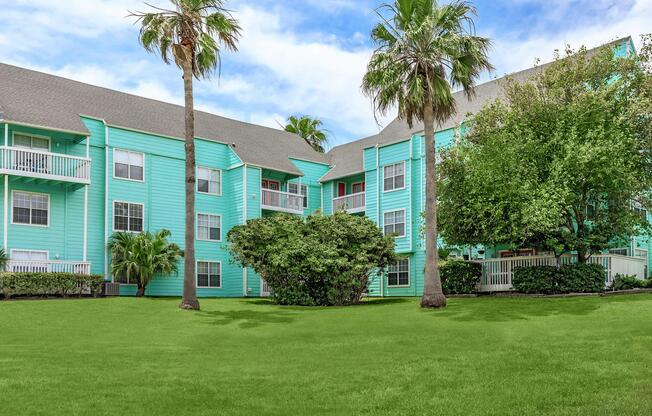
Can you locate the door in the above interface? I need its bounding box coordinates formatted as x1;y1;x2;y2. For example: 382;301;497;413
337;182;346;197
352;182;365;194
262;180;280;207
260;278;271;297
13;133;51;173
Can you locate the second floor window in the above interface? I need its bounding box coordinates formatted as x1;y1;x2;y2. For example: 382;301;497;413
288;183;308;208
114;201;143;232
197;167;221;195
197;213;221;241
13;133;50;151
114;149;144;181
383;161;405;191
384;210;405;237
12;191;49;226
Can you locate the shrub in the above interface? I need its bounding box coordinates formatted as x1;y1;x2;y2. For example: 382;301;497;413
611;274;649;291
439;260;481;294
513;264;605;294
0;273;104;299
228;212;397;306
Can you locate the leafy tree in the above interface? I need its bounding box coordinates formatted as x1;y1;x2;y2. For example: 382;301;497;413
439;37;652;262
108;230;184;297
131;0;241;310
362;0;492;308
283;115;329;153
227;213;397;306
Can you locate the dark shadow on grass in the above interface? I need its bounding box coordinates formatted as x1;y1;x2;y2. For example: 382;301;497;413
198;309;296;328
243;297;411;308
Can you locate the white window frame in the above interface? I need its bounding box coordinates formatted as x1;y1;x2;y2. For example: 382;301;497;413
196;260;222;289
387;258;410;287
12;131;51;152
11;190;50;227
383;209;406;238
196;166;222;196
9;249;49;260
382;161;406;193
196;213;222;242
288;182;308;209
113;148;145;182
112;201;145;233
609;247;629;256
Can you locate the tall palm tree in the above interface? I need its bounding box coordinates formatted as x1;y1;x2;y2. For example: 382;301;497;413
131;0;241;310
283;115;329;153
362;0;492;308
109;230;184;297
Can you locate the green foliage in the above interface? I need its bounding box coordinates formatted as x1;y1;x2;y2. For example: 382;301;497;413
439;260;481;294
227;212;397;306
0;273;104;299
512;264;606;294
0;248;7;271
611;274;651;290
108;230;184;297
438;247;452;261
439;36;652;261
283;115;329;153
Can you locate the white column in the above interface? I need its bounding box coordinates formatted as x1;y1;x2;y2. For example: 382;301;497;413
103;122;109;278
3;123;8;251
242;164;248;296
83;136;90;262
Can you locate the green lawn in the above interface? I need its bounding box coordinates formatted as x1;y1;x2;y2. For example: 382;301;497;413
1;295;652;415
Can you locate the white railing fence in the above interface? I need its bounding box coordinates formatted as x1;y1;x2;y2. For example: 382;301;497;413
6;260;91;275
475;254;646;292
0;146;91;182
261;189;304;214
333;192;365;213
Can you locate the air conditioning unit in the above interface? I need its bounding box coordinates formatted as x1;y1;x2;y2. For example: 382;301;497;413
102;282;121;297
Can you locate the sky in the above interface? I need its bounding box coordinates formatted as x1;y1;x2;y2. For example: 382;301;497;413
0;0;650;148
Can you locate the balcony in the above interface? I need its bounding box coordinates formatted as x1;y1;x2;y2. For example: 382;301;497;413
261;188;304;215
332;192;365;214
7;260;91;274
0;146;91;185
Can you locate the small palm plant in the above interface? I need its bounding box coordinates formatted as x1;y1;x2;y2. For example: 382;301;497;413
283;115;329;153
0;248;7;271
108;230;184;297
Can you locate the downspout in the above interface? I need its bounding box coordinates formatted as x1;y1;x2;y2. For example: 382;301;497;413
3;123;8;251
102;120;109;280
376;144;383;297
409;137;413;253
83;135;90;262
242;164;248;296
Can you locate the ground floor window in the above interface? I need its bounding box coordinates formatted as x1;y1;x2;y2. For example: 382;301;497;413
114;271;137;285
197;261;221;288
388;258;410;287
9;249;49;273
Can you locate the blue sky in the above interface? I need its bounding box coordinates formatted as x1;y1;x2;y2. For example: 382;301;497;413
0;0;649;148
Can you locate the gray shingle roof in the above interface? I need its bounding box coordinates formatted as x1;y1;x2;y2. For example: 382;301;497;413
0;63;329;176
321;36;632;182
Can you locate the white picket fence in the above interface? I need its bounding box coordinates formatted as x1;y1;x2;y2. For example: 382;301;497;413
6;260;91;274
475;254;646;292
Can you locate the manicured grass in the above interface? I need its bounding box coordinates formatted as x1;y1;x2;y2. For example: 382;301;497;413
1;295;652;415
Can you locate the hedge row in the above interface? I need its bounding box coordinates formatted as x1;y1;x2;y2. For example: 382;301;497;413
611;274;652;291
0;272;105;299
512;264;606;294
439;260;481;294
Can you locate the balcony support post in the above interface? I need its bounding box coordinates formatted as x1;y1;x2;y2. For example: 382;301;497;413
83;136;90;262
3;123;7;251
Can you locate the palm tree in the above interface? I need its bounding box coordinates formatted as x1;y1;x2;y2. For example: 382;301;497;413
109;230;184;297
131;0;241;310
283;115;329;153
362;0;492;308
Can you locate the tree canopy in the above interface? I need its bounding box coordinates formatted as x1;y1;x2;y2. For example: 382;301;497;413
283;115;329;153
438;37;652;261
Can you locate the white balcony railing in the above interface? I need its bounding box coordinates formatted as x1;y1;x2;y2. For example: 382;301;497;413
332;192;366;214
0;146;91;184
474;254;646;292
6;260;91;274
261;189;304;214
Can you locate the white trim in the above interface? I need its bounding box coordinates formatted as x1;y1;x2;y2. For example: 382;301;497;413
288;181;309;210
382;208;407;238
382;160;407;193
196;166;222;196
83;186;88;261
257;167;263;218
196;260;222;289
3;175;7;250
9;248;49;260
4;123;8;147
103;120;109;279
1;119;87;137
196;212;222;242
112;200;145;233
375;145;382;297
243;164;248;296
387;257;411;288
112;148;145;182
12;131;51;152
288;156;331;167
10;190;50;228
408;138;413;252
261;179;280;190
320;183;324;212
363;137;413;152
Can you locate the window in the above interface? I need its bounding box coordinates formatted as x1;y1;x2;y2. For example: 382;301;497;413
288;183;308;208
197;213;221;241
9;250;49;273
383;161;405;191
13;133;49;151
114;149;144;181
352;182;365;194
197;167;221;195
114;271;137;285
383;210;405;237
12;191;49;226
388;259;410;287
633;201;647;220
113;201;143;232
197;261;221;288
609;248;628;256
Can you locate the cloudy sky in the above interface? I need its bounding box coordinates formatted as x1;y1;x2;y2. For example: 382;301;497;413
0;0;650;147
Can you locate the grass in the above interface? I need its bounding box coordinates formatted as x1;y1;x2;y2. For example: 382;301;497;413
1;295;652;415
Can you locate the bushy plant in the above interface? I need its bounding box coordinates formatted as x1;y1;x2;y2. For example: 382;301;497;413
0;273;104;299
611;274;649;291
513;264;605;294
439;260;481;294
228;212;397;306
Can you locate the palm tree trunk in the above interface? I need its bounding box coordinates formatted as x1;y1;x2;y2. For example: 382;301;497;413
179;58;200;311
420;95;447;308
